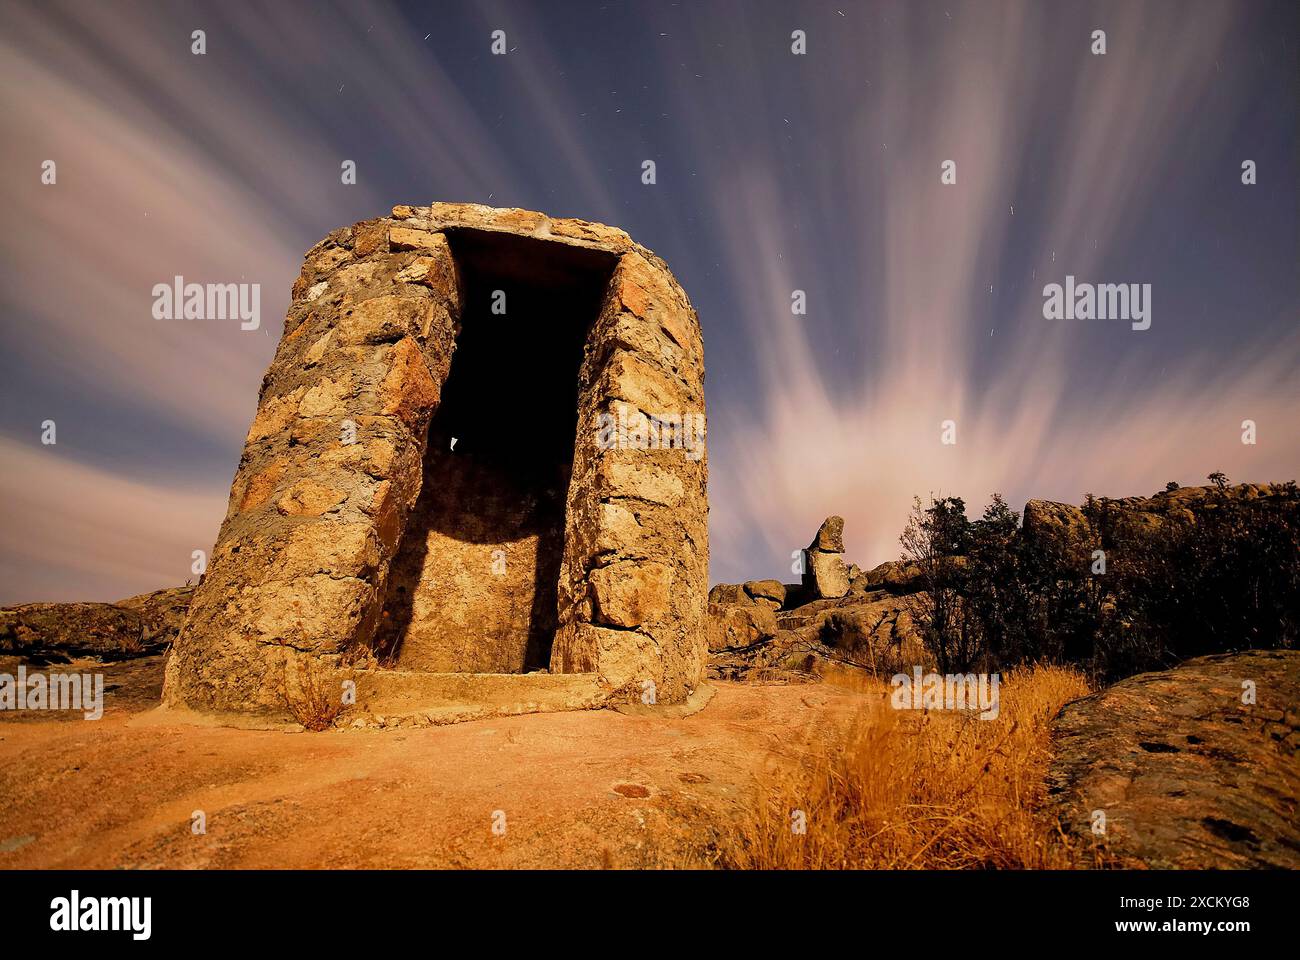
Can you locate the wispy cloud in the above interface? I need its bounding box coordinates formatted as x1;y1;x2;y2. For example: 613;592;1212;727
0;0;1294;601
698;1;1299;580
0;438;226;601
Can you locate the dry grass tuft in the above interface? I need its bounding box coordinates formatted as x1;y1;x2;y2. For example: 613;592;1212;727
283;658;344;732
706;664;1099;869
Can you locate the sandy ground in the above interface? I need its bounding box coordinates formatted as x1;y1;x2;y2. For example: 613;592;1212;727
0;657;866;868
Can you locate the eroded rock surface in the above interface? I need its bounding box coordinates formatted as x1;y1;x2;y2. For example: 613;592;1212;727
856;559;923;595
0;587;195;663
1047;649;1300;868
705;602;776;653
743;580;785;609
1023;481;1296;554
707;516;929;680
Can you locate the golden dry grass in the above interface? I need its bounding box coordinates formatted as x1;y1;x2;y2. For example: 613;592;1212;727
703;664;1099;869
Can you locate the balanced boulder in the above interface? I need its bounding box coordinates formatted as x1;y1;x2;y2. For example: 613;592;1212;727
801;516;849;599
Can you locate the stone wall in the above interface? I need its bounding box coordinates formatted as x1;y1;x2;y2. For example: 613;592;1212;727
550;251;709;702
163;203;708;718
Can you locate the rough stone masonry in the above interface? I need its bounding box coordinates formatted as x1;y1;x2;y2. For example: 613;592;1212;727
163;203;708;720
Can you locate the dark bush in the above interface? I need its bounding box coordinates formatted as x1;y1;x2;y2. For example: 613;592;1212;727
898;481;1299;682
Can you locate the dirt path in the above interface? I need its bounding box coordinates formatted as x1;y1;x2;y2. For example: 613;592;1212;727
0;658;866;868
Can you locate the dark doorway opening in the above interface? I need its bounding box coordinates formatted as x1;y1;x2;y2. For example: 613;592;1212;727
374;230;618;673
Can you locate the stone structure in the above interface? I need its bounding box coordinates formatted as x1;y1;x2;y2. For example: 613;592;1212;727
163;203;708;722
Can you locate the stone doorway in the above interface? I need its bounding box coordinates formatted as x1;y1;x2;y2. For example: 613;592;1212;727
164;203;709;724
373;230;618;673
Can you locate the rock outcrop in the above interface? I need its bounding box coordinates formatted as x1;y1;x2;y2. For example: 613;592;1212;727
1023;481;1297;553
1048;649;1300;868
707;516;927;681
708;589;927;682
707;482;1298;686
704;580;781;653
856;559;924;595
706;601;777;653
1;586;196;663
743;580;785;609
1020;499;1091;552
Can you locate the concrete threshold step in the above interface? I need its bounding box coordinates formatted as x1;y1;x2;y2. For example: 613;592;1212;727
351;670;612;727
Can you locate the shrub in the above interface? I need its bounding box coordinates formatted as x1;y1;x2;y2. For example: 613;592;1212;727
283;658;345;732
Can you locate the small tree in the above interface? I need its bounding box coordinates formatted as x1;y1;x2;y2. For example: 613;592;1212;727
964;494;1027;666
900;495;975;672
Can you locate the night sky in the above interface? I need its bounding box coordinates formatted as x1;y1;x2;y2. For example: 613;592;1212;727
1;0;1296;603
